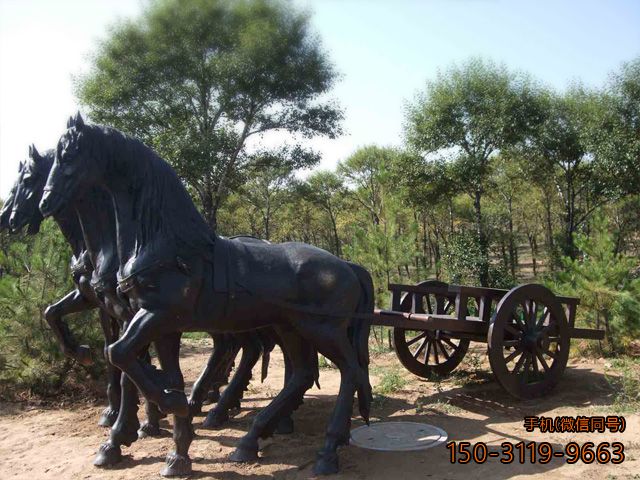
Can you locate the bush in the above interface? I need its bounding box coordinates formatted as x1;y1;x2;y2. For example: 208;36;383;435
549;215;640;354
0;221;105;398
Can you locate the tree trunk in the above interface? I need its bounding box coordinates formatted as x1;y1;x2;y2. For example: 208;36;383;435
507;196;516;278
328;210;341;257
474;188;489;286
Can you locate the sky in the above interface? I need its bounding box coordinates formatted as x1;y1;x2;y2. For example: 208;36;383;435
0;0;639;197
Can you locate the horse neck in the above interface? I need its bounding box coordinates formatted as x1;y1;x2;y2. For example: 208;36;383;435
74;189;118;277
98;131;216;267
53;207;84;257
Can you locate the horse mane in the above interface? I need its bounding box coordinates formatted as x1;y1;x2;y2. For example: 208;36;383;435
83;123;215;257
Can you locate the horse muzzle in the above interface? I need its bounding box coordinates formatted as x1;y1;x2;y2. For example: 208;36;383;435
39;190;66;217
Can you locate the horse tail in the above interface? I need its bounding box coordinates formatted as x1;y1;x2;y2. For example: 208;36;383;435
347;261;374;424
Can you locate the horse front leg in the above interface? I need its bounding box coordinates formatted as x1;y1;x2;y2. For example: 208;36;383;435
155;332;193;477
94;371;140;467
97;309;121;427
138;347;166;438
44;289;94;365
107;308;187;417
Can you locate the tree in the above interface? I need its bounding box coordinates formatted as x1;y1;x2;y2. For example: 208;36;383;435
595;57;640;196
237;146;311;240
531;87;614;258
77;0;342;229
299;171;346;256
405;57;544;285
551;215;640;353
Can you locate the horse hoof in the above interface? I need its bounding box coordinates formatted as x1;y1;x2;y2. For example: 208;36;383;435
229;445;258;463
275;416;294;435
76;345;94;366
138;422;161;438
160;452;192;477
202;410;228;429
98;408;119;428
93;442;122;467
313;450;339;475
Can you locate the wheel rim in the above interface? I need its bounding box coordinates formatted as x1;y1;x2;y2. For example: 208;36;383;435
488;284;569;398
393;280;469;377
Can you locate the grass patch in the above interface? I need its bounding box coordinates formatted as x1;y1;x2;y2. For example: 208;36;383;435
415;396;462;415
604;356;640;413
375;370;407;395
182;331;210;340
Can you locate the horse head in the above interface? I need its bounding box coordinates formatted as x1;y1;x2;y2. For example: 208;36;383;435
40;112;101;217
8;145;54;234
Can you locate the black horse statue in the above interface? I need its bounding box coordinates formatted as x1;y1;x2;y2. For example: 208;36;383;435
40;113;373;477
3;146;291;466
4;146;168;449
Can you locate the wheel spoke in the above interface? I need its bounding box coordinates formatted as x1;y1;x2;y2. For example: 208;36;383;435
433;339;440;364
545;349;556;359
413;338;427;359
424;340;432;364
512;311;526;331
512;352;527;374
528;301;537;327
535;348;550;372
444;300;454;314
441;336;458;350
531;353;539;376
537;307;550;328
503;339;521;347
425;295;433;314
406;332;427;346
520;353;531;384
438;340;450;359
505;347;523;363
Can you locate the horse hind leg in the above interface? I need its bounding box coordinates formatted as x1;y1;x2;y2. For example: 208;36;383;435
303;320;366;475
202;332;261;429
230;327;316;463
188;334;237;416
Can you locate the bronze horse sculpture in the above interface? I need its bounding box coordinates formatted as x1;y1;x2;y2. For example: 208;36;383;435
3;146;301;466
40;113;373;476
2;147;166;454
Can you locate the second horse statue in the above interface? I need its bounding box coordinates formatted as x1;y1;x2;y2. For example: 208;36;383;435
39;113;374;477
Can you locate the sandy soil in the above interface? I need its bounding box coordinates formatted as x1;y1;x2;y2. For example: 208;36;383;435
0;339;638;480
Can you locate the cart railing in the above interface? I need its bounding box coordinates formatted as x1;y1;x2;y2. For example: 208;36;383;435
388;282;581;329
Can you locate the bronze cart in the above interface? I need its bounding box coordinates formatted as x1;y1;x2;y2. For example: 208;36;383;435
371;280;604;398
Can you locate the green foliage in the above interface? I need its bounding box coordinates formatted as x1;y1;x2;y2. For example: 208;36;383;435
77;0;341;227
405;57;546;285
0;222;104;397
604;357;640;413
550;215;640;353
375;369;407;395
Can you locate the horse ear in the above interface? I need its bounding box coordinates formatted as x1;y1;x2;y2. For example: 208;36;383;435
66;116;74;129
73;111;85;130
29;144;41;162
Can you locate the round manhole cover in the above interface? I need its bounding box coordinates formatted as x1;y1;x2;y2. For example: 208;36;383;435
350;422;447;451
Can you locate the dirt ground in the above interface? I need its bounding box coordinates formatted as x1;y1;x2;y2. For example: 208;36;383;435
0;339;638;480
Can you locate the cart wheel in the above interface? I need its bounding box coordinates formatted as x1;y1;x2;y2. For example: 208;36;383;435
488;284;569;399
393;280;470;378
